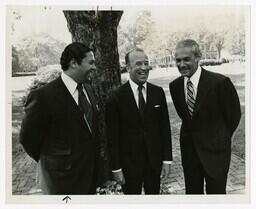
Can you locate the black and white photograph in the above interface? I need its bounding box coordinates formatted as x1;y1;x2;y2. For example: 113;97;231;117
2;0;254;206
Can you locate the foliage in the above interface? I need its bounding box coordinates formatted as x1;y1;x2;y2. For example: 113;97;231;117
12;33;66;75
96;180;174;194
212;32;226;59
231;29;245;56
96;181;123;195
221;58;230;64
22;64;62;105
118;13;245;63
200;59;223;66
12;46;20;76
118;11;155;60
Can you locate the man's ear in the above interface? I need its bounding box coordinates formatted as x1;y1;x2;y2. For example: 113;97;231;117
195;57;201;64
126;65;130;73
70;59;78;68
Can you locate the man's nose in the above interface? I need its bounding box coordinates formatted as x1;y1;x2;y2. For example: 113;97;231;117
91;63;96;70
179;60;186;67
141;63;148;70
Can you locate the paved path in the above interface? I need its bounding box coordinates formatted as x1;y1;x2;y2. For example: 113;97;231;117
12;130;246;195
162;137;246;194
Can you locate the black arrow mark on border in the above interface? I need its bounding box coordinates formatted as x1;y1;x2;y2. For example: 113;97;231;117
62;196;71;203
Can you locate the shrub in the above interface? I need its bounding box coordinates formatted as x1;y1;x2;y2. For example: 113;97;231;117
22;64;62;105
96;181;123;195
200;59;222;66
221;58;229;63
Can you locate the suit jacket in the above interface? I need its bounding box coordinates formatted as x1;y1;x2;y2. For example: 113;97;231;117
106;81;172;176
20;77;99;194
169;68;241;178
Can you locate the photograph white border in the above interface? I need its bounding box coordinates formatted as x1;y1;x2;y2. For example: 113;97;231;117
1;0;255;208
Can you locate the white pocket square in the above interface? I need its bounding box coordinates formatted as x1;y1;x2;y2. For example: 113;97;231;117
154;105;160;108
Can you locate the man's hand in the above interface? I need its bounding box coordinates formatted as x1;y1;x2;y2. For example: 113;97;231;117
112;170;126;185
161;163;171;183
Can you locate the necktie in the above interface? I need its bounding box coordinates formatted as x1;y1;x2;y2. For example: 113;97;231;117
77;83;93;131
138;85;146;121
186;78;195;117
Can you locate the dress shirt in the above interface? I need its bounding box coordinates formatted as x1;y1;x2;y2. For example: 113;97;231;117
112;78;172;173
61;72;91;105
129;78;147;106
61;72;92;132
184;66;202;102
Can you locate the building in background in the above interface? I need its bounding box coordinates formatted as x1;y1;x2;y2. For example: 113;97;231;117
199;42;218;59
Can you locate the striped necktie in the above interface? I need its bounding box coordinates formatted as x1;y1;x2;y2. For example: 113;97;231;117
186;78;195;117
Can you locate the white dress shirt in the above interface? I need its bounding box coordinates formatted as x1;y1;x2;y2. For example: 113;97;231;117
61;72;92;132
112;79;171;173
184;66;202;102
61;72;91;105
129;78;147;106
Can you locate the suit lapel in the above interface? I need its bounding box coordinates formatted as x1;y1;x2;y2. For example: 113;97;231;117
84;83;96;110
145;83;154;121
193;68;211;116
176;77;191;121
58;77;89;131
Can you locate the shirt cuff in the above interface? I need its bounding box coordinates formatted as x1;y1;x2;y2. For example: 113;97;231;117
112;169;122;173
163;161;172;164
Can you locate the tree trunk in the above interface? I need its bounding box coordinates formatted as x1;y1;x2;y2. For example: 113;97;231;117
218;48;221;59
215;38;224;59
63;10;123;185
216;45;222;59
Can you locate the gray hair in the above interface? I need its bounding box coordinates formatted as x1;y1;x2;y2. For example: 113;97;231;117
175;39;202;58
125;48;145;65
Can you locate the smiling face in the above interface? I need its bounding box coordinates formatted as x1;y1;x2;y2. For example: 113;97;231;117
127;50;150;85
75;51;96;83
175;46;200;78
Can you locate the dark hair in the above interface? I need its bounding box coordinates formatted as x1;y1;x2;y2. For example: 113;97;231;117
60;42;93;71
175;39;202;58
125;48;145;65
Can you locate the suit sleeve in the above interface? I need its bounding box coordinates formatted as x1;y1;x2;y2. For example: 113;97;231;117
169;82;181;119
160;87;173;161
19;90;48;162
105;91;121;170
219;77;241;137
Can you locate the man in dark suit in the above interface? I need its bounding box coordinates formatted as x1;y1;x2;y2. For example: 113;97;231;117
169;39;241;194
106;48;172;194
20;42;99;194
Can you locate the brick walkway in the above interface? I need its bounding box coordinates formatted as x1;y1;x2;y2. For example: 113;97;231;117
12;132;246;195
162;141;246;194
12;95;245;195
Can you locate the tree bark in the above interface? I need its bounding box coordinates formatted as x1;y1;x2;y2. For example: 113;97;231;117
215;37;224;59
63;10;123;185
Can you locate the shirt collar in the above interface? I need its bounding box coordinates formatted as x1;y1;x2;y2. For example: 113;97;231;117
129;78;147;92
61;72;78;96
184;66;201;88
